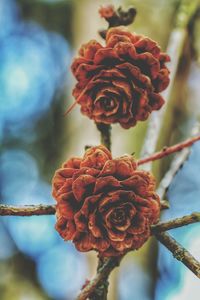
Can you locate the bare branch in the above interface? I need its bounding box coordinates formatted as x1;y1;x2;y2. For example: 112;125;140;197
0;204;56;216
152;212;200;232
157;123;200;198
76;257;122;300
138;135;200;166
155;232;200;278
0;201;168;217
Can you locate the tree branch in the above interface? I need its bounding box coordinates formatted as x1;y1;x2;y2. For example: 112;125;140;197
138;135;200;166
96;123;111;150
154;231;200;278
156;123;200;199
76;257;122;300
156;147;189;199
88;257;109;300
0;204;56;216
151;212;200;233
0;201;168;217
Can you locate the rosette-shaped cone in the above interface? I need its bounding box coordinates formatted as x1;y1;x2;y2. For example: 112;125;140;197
71;27;170;128
52;146;160;257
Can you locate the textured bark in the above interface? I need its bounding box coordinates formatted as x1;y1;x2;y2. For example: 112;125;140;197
151;213;200;232
0;204;56;216
0;201;168;217
76;257;122;300
155;232;200;278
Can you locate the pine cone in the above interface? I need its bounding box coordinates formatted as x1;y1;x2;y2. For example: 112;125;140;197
52;146;160;257
71;27;170;128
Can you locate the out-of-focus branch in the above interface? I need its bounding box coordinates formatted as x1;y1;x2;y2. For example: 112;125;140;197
138;135;200;166
156;147;189;199
140;0;200;171
0;204;56;216
151;212;200;232
154;231;200;278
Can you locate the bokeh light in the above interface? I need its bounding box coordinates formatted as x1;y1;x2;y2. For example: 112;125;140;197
0;0;19;39
118;261;152;300
0;0;76;296
0;149;56;258
0;148;89;298
0;0;71;140
37;244;89;300
0;222;16;260
0;25;70;126
0;150;39;200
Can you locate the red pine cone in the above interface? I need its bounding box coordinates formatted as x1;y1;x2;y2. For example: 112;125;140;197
71;27;170;129
52;145;160;257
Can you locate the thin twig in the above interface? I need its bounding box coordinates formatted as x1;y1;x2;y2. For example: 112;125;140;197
76;257;122;300
157;123;200;198
140;0;200;171
138;135;200;166
151;212;200;232
155;232;200;278
0;204;56;216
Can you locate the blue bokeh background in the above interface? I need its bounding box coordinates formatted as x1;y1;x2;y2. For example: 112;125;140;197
0;1;88;299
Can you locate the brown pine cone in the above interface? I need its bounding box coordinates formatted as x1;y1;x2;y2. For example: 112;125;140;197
52;145;160;257
71;27;170;129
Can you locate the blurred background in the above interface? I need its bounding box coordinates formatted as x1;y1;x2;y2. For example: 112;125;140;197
0;0;200;299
